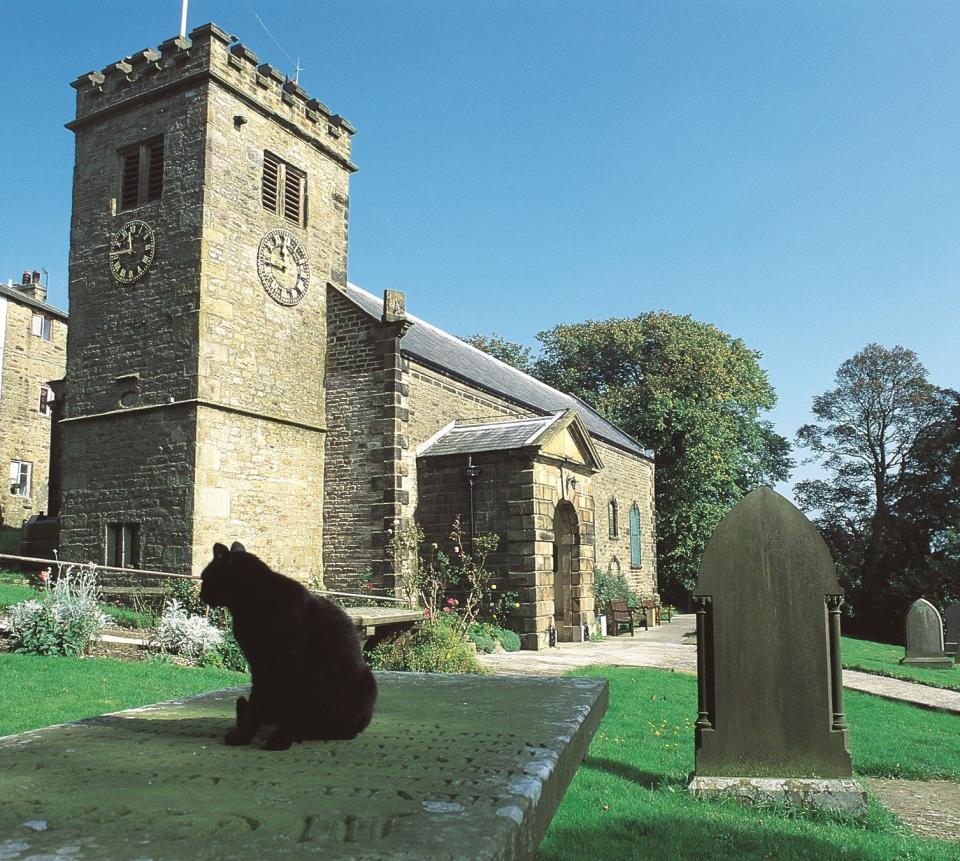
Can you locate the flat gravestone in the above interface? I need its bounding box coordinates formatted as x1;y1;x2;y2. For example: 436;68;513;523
944;601;960;658
0;672;606;861
901;598;951;668
689;487;865;813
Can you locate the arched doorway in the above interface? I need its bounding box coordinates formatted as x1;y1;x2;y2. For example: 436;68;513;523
552;500;579;638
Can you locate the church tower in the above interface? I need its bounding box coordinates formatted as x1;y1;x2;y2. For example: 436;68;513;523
60;24;355;576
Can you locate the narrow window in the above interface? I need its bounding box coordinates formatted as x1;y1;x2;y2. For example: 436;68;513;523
630;503;642;568
262;150;306;226
119;136;164;211
32;315;52;340
38;386;52;417
106;523;141;568
608;499;619;538
9;461;32;497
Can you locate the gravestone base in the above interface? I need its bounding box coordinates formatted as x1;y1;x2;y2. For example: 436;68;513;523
900;656;953;668
688;776;868;815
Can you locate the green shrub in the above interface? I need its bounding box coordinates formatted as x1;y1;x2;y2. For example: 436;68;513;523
467;621;521;654
203;627;248;672
494;627;521;652
593;565;640;610
367;616;485;674
467;622;499;654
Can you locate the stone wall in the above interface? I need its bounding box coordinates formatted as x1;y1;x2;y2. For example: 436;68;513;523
0;293;68;532
191;405;324;579
58;406;196;572
591;439;657;597
323;290;383;589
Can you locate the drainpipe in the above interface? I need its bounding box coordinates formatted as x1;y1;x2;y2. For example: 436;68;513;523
465;455;479;555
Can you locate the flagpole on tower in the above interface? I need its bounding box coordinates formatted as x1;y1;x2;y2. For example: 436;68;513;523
180;0;189;39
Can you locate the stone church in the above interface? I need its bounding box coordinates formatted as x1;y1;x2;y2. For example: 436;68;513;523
58;23;656;649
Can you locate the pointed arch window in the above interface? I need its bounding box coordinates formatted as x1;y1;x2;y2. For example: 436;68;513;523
608;498;619;538
630;503;642;568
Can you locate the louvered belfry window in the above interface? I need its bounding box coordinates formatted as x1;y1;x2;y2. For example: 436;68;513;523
119;136;164;211
262;150;306;226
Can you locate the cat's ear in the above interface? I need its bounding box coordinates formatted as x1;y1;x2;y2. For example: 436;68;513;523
230;541;247;554
213;543;229;560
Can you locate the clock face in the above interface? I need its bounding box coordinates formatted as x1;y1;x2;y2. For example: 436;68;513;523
257;229;310;306
109;220;156;283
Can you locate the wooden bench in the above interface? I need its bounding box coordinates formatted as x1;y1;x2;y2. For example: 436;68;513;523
0;673;607;861
608;598;639;635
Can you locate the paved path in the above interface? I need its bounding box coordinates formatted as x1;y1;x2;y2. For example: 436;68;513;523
478;614;960;715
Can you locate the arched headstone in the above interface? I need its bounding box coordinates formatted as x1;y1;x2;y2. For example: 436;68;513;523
901;599;951;668
688;487;865;813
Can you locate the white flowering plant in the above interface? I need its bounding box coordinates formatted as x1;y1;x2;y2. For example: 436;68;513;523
152;599;224;663
4;563;108;656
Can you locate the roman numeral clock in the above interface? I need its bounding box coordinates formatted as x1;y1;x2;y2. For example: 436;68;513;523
257;228;310;306
109;220;156;283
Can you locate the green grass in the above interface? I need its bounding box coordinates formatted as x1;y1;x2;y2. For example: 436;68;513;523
101;603;156;629
0;580;34;609
0;652;244;737
843;635;960;691
538;667;958;860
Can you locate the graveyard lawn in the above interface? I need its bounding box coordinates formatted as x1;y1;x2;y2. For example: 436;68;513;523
843;636;960;692
0;652;244;737
538;667;959;861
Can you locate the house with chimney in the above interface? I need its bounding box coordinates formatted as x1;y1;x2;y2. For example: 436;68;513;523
0;271;67;550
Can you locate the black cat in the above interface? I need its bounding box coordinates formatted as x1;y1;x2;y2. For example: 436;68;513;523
199;542;377;751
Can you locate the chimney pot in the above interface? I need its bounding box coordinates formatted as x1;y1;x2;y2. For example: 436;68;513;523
22;271;30;286
32;271;40;284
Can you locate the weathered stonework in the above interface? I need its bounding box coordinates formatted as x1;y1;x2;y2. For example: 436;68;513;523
61;24;351;576
0;281;68;541
591;439;656;598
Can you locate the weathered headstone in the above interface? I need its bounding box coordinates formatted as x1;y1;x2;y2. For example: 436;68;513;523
901;598;951;668
688;487;866;813
944;601;960;658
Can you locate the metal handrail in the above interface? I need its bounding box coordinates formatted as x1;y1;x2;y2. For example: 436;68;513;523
0;554;416;605
0;553;197;580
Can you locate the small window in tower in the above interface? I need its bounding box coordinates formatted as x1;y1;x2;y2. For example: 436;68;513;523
262;150;306;226
106;523;141;568
119;136;164;211
38;386;53;417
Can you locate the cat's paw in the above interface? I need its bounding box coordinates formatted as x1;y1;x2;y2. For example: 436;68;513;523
262;728;294;751
224;726;253;746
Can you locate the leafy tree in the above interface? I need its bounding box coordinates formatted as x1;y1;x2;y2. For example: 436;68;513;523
795;344;959;635
464;333;533;373
532;313;792;600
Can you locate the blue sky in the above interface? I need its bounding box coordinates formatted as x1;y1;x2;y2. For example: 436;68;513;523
1;1;958;496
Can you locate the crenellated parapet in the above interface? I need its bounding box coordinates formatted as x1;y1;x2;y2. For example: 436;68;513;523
68;22;355;170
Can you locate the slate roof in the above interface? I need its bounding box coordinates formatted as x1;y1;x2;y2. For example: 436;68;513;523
418;415;559;458
0;282;68;320
342;283;651;459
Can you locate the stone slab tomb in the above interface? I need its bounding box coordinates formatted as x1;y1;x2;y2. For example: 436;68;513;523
689;487;866;813
0;673;607;861
901;598;951;668
943;600;960;658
